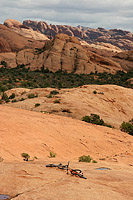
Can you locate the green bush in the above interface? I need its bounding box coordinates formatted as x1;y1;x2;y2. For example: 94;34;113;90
46;94;53;98
1;92;10;103
120;121;133;136
35;103;40;107
93;90;97;94
79;155;92;163
9;93;15;99
82;113;113;128
21;153;30;161
92;160;97;163
1;60;7;67
82;114;104;125
12;99;17;103
50;152;56;158
54;99;60;104
50;90;59;95
20;98;25;101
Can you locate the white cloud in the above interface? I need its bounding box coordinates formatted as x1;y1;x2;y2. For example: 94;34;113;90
0;0;133;32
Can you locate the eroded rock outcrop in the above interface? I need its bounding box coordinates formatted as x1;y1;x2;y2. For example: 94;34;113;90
0;24;44;52
0;33;122;73
23;20;133;50
4;19;49;41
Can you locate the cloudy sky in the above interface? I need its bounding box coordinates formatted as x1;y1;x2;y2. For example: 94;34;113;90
0;0;133;32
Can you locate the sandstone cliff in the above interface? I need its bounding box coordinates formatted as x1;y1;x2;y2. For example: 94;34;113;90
4;19;49;41
0;33;122;73
23;20;133;51
0;24;44;52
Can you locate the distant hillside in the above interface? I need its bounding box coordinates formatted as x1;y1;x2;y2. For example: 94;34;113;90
3;84;133;128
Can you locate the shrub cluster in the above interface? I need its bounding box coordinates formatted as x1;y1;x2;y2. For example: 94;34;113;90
120;119;133;136
82;114;113;128
79;155;97;163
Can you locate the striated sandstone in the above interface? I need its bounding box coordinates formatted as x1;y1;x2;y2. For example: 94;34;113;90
0;33;122;73
4;19;49;41
5;85;133;128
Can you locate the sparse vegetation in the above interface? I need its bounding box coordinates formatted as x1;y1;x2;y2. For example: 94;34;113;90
79;155;92;163
35;103;40;107
0;67;132;93
50;151;56;158
9;93;15;99
50;90;59;95
79;155;97;163
54;99;60;104
82;114;113;128
120;119;133;136
1;92;10;103
93;90;97;94
21;153;30;161
1;60;7;67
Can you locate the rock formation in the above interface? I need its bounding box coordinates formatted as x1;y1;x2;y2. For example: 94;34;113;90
4;19;49;41
23;20;133;50
0;24;44;52
0;33;122;73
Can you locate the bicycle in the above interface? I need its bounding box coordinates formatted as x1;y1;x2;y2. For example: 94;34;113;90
46;161;87;179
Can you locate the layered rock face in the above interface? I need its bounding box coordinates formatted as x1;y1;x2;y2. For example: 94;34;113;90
23;20;133;50
0;24;44;52
4;19;49;41
0;33;122;73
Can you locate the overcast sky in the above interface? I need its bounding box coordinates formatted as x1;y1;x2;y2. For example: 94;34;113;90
0;0;133;32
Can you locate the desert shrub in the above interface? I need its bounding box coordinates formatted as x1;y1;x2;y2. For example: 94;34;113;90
79;155;92;163
46;94;53;98
82;114;104;125
1;92;10;103
50;90;59;95
35;103;40;107
93;90;97;94
1;60;7;67
28;93;35;98
9;93;15;99
21;153;30;161
82;114;113;128
20;98;25;101
120;121;133;136
12;99;17;103
54;99;60;104
62;109;71;113
92;160;97;163
50;152;56;158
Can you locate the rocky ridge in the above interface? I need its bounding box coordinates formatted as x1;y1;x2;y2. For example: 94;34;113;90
4;84;133;128
4;19;49;41
0;33;122;73
23;20;133;50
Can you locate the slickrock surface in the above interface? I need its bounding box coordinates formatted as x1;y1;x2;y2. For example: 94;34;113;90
0;105;133;200
5;85;133;128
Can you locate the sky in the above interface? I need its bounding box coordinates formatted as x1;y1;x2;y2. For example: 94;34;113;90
0;0;133;32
